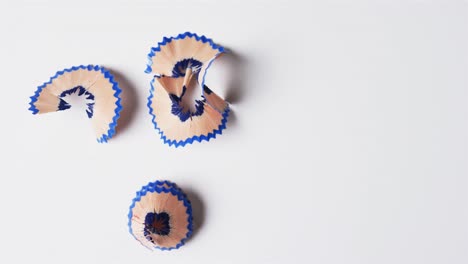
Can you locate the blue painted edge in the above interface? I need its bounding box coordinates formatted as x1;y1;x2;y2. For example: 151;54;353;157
28;65;122;144
147;77;230;148
127;180;193;251
144;31;225;76
96;67;123;143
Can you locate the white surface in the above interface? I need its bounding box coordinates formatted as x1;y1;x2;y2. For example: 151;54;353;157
0;0;467;263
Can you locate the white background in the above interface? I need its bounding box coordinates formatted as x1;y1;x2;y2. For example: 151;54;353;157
0;0;467;263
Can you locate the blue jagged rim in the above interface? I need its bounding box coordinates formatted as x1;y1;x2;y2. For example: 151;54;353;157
145;31;225;78
147;77;230;148
28;65;122;143
127;180;193;251
145;32;227;110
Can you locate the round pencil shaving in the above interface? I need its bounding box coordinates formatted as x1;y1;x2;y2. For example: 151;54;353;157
128;180;193;251
146;32;230;147
29;65;122;143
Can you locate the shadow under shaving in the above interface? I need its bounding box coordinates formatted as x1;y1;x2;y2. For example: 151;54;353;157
216;49;248;105
227;108;238;128
107;68;140;137
184;188;205;240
